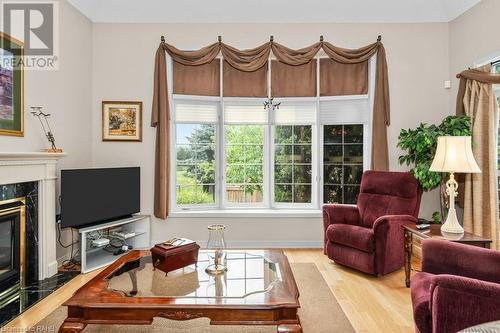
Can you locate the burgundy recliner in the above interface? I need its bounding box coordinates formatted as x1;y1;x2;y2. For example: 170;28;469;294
323;170;422;275
411;239;500;333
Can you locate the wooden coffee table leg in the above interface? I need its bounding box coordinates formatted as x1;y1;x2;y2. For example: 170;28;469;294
277;324;302;333
59;320;86;333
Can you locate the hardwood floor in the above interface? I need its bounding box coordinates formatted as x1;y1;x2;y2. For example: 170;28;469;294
2;249;417;333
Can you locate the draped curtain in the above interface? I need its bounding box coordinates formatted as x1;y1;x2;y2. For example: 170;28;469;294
151;39;391;219
456;65;500;249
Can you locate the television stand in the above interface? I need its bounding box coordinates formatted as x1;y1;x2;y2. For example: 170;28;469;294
78;215;150;273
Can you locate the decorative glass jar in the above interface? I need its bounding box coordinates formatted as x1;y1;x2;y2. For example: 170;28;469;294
205;224;227;274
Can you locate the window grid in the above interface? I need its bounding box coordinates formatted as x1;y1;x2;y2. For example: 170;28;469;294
175;124;217;206
323;125;364;204
225;125;265;205
274;125;313;204
169;56;373;211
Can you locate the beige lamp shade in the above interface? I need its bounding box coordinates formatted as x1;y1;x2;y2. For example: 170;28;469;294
430;136;481;173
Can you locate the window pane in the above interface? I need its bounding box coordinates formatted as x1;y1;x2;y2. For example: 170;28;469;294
176;145;194;164
274;125;312;204
294;145;312;163
176;124;217;206
275;126;292;144
294;165;311;183
294;185;311;203
324;145;342;163
176;185;197;205
245;185;263;202
275;145;293;164
324;165;342;184
344;145;363;163
245;145;264;163
176;165;196;185
198;162;216;184
324;185;342;203
275;185;292;203
275;165;292;183
344;165;363;184
245;165;263;183
197;185;216;204
226;164;244;183
344;186;360;204
294;126;312;143
225;125;265;204
196;144;216;162
323;124;363;204
227;145;245;164
344;125;363;143
226;184;245;203
324;125;342;144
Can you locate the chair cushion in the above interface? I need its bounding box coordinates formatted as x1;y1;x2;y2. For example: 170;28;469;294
326;224;374;253
411;272;433;333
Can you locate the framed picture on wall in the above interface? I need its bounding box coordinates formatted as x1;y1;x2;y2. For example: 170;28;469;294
102;101;142;142
0;32;24;137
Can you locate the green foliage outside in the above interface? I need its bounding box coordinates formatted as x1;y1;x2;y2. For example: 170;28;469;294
225;125;264;198
176;124;216;205
397;115;472;191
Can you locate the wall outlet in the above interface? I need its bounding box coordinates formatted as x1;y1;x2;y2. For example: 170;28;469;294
444;80;451;89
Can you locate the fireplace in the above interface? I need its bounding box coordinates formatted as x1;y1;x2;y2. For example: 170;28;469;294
0;197;26;299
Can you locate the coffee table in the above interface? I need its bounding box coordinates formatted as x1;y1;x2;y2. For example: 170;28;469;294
59;249;302;333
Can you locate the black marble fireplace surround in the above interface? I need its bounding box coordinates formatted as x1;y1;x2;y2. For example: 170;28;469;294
0;182;77;327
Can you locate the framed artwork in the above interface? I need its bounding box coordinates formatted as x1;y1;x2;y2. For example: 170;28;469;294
102;101;142;142
0;32;24;136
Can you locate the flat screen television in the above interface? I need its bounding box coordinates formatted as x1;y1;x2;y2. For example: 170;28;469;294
60;167;140;228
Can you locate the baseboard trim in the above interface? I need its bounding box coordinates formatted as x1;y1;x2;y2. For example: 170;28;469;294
151;239;323;249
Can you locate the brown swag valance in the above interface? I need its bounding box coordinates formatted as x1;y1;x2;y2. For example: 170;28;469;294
151;39;391;219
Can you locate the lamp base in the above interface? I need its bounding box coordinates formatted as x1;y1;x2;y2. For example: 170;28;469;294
441;207;464;234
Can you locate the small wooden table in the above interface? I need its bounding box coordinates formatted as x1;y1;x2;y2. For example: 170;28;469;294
403;224;492;287
59;249;302;333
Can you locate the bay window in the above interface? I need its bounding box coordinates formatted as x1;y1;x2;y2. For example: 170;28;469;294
169;56;375;212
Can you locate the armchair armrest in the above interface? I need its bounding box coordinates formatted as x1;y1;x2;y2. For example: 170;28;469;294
322;204;360;253
430;275;500;333
372;215;417;275
421;239;500;284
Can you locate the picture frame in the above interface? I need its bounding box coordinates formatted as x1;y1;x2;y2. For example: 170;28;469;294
102;101;142;142
0;32;24;137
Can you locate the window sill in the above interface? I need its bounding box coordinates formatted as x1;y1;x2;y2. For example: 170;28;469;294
169;209;322;218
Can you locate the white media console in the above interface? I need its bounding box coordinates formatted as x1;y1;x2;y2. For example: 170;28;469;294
79;215;151;273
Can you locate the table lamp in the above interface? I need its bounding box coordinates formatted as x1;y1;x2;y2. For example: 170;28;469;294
429;136;481;233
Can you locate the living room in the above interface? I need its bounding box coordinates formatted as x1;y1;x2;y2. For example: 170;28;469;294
0;0;499;332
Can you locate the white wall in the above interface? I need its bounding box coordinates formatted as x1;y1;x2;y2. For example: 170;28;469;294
0;0;93;259
450;0;500;97
91;23;451;247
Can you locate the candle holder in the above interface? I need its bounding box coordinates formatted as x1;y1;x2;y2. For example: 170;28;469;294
205;224;227;275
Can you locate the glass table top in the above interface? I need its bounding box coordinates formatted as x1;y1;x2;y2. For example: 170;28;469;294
106;251;282;299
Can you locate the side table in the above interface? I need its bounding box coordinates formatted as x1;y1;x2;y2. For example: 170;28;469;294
403;224;492;287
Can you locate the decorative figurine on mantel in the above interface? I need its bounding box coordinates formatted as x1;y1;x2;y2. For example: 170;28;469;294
30;106;63;153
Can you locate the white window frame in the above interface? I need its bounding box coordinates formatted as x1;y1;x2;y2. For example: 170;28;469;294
167;52;376;213
222;97;270;209
171;95;221;211
270;97;318;209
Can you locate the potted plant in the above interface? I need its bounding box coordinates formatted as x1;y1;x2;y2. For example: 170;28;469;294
397;115;471;221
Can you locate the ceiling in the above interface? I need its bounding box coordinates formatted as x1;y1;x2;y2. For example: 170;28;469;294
68;0;480;24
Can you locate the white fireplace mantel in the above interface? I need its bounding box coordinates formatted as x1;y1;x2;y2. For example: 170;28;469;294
0;152;67;279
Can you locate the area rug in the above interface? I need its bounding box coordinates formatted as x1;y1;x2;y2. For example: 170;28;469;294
35;263;354;333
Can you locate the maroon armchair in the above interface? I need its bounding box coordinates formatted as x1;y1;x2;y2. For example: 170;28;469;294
411;239;500;333
323;170;422;275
